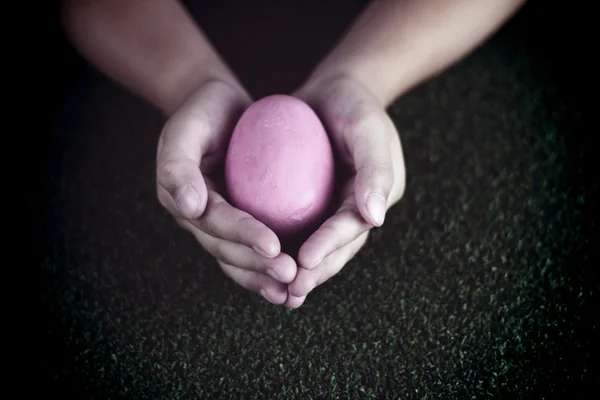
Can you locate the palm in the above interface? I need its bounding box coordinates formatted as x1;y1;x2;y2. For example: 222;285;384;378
284;76;406;308
157;80;298;306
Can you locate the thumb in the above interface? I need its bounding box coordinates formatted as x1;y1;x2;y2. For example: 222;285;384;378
349;113;395;227
156;80;251;220
156;116;209;220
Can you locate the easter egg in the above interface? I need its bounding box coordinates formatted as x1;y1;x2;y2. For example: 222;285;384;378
225;94;335;243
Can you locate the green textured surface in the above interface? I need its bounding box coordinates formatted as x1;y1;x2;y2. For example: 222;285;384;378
40;3;596;399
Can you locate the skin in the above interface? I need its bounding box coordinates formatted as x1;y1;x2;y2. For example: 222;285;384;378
60;0;527;308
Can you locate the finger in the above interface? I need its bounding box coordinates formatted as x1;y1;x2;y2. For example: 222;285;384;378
161;181;280;257
180;220;296;283
297;191;371;270
283;294;307;309
219;260;288;305
197;183;280;257
347;111;395;227
156;80;250;220
157;169;207;220
288;231;369;298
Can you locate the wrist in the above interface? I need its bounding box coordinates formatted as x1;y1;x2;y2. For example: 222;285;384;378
298;63;388;107
157;56;248;116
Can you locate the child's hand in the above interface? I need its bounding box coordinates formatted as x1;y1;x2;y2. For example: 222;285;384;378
284;75;406;308
156;79;298;304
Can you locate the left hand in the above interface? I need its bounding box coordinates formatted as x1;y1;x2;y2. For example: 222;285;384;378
284;75;406;309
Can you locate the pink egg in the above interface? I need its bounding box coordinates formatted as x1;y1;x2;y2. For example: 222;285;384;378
225;94;335;242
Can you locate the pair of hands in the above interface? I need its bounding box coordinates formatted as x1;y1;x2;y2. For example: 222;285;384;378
156;75;406;308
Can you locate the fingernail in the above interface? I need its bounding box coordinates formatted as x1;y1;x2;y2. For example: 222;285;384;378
253;245;275;258
176;185;199;217
266;269;282;282
366;193;386;226
260;289;274;303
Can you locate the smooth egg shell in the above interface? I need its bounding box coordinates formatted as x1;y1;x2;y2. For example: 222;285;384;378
225;94;335;240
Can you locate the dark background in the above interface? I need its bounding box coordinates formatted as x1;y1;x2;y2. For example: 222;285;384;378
40;1;596;398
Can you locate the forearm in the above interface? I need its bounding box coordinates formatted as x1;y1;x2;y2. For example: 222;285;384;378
308;0;527;106
60;0;243;115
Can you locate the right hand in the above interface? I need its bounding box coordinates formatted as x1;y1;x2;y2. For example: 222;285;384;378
156;79;298;304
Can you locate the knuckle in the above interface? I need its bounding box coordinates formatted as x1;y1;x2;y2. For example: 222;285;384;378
234;215;257;240
316;223;343;249
211;241;227;262
196;218;218;237
374;163;395;187
358;161;394;190
348;109;387;138
156;158;198;187
210;200;230;220
156;159;180;184
249;256;264;272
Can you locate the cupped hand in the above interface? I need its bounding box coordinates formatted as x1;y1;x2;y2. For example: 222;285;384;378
156;79;297;304
284;75;406;308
